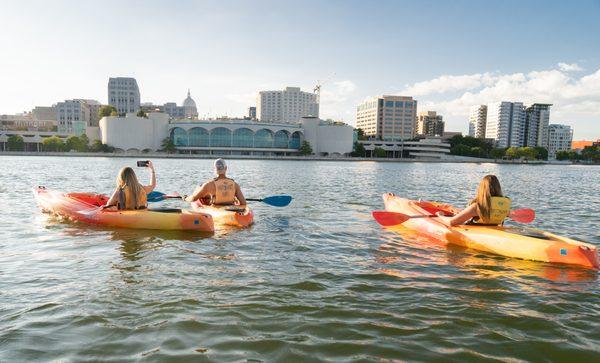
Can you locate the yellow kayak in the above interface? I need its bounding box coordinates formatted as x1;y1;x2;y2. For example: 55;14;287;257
381;193;599;269
191;200;254;228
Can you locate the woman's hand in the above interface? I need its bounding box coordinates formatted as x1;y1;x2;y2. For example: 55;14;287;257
147;160;154;170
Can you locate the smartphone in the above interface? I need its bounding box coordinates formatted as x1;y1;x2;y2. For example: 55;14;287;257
136;160;150;167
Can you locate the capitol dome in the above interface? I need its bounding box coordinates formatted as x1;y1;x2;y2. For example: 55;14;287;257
182;89;198;119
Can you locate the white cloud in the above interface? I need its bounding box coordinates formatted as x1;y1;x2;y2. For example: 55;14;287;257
319;80;358;122
558;62;584;72
400;73;498;96
405;64;600;138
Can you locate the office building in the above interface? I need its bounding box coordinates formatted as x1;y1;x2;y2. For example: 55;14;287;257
547;124;573;159
525;103;551;148
485;102;525;148
356;95;417;141
56;99;91;135
108;77;140;115
248;106;256;120
416;111;444;137
468;105;487;138
257;86;319;123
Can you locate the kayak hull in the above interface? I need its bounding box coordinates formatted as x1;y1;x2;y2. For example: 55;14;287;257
381;193;599;270
33;187;214;232
191;200;254;228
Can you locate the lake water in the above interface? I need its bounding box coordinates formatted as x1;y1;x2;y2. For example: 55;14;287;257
1;155;599;361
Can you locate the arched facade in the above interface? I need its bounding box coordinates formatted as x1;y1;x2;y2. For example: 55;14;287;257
189;127;209;147
168;120;304;155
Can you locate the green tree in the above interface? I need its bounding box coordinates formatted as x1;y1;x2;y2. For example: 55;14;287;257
581;145;600;163
351;141;366;157
65;135;87;152
299;140;313;156
42;136;65;152
161;137;176;154
505;147;519;159
137;110;148;118
7;135;25;151
450;144;471;156
533;146;548;160
99;105;118;118
373;147;387;158
80;134;90;151
519;147;538;161
555;151;572;161
355;128;367;140
490;148;506;160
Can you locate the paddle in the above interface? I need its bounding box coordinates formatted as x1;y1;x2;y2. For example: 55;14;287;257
372;208;535;227
148;191;293;207
147;191;182;202
243;195;293;207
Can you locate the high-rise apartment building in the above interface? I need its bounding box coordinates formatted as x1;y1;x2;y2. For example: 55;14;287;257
108;77;140;115
257;87;318;123
485;102;525;148
416;111;444;137
547;124;573;159
524;103;551;148
468;105;487;138
356;96;417;140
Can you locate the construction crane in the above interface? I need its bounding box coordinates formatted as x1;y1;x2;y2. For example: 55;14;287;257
314;73;336;104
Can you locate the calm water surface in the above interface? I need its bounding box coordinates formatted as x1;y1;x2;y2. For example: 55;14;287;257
1;156;599;362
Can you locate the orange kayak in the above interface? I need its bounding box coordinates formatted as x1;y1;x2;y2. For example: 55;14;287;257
191;200;254;228
381;193;599;270
33;187;214;232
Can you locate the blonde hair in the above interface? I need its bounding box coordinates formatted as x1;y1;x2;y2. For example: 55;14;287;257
471;175;503;221
116;167;146;209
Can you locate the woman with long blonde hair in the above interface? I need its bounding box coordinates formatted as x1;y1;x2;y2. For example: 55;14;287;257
104;161;156;210
437;175;511;226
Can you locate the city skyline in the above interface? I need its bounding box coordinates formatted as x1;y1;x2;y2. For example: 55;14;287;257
0;0;599;139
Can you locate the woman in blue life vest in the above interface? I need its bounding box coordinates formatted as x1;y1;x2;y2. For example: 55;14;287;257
437;174;511;226
183;159;246;206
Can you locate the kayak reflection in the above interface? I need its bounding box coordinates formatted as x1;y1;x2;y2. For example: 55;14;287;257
376;225;598;284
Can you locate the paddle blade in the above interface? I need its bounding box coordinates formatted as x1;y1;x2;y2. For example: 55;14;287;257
372;211;410;226
261;195;292;207
147;191;167;202
509;208;535;223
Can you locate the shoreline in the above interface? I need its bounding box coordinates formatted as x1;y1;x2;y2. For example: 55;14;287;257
0;151;587;165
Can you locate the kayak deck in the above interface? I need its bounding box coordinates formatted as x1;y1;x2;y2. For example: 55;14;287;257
381;193;599;270
191;200;254;228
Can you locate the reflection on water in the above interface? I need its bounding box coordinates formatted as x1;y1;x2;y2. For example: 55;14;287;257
1;156;599;361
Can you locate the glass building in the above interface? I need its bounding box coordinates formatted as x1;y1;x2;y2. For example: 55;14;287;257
169;120;304;155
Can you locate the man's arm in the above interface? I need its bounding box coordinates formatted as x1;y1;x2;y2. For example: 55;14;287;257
235;183;246;205
184;182;211;202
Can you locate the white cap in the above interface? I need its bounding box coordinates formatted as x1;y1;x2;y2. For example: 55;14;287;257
214;158;227;174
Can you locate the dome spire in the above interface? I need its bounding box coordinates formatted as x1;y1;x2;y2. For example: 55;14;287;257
187;88;190;98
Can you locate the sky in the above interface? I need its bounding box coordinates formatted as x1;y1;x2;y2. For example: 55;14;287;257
0;0;599;139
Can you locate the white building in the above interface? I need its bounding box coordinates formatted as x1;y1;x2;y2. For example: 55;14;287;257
358;138;451;160
525;103;551;148
356;95;417;141
485;102;525;148
300;116;354;156
99;112;169;152
108;77;140;115
257;86;319;123
547;124;573;159
468;105;487;138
